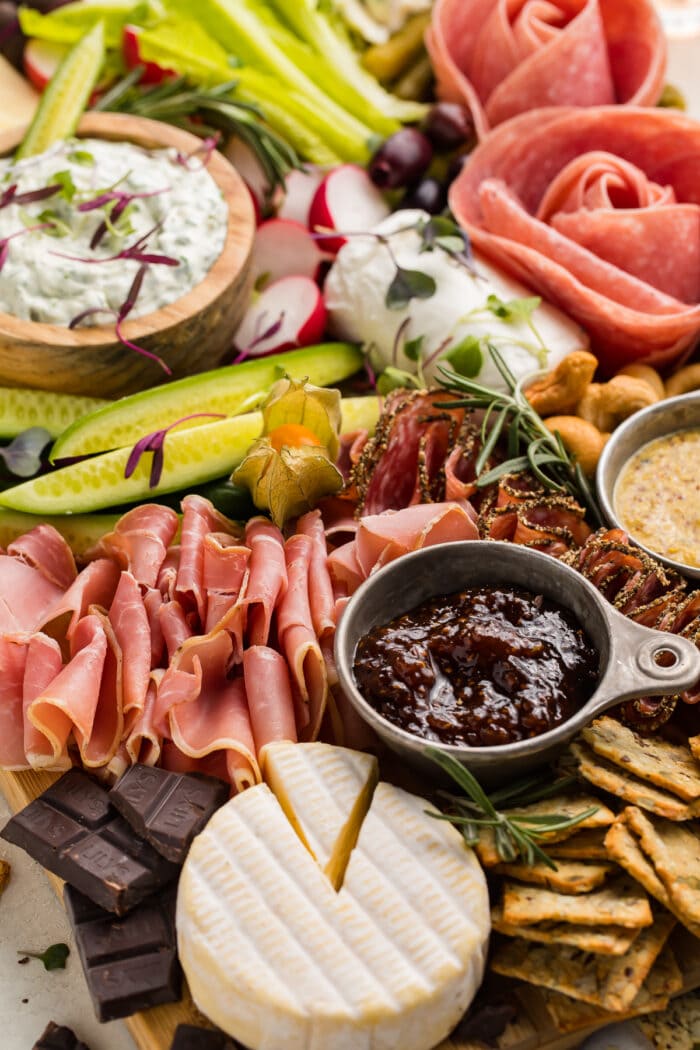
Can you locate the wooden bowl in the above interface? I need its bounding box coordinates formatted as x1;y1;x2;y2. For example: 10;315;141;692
0;113;255;397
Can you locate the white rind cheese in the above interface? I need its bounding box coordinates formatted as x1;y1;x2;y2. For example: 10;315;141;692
263;742;378;889
178;748;490;1050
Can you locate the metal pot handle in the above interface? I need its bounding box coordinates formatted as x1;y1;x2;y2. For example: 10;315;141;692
590;606;700;716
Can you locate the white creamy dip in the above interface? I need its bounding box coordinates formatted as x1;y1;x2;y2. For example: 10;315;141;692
0;138;228;325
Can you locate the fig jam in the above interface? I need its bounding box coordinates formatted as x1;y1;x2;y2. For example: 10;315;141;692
353;585;598;747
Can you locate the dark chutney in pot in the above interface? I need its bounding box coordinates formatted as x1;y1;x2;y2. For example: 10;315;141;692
353;585;598;747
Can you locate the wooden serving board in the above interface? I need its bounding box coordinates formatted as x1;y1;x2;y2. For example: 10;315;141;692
2;768;699;1050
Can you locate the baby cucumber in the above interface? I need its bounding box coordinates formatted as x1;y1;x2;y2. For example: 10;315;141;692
0;508;119;554
51;342;364;459
1;396;379;515
0;386;107;439
17;21;105;159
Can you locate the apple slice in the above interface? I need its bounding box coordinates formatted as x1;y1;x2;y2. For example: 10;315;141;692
234;276;327;358
309;164;390;255
251;218;326;288
122;25;175;85
278;167;325;227
23;38;69;92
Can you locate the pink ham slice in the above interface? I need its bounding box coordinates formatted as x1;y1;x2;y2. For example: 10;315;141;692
449;106;700;372
8;525;76;590
176;495;240;622
160;600;194;661
0;635;33;769
277;534;328;740
238;517;288;647
41;558;121;646
24;633;68;770
243;646;297;758
427;0;666;137
90;504;179;588
297;511;336;640
202;533;250;634
0;557;65;635
124;671;164;767
328;503;479;596
108;571;151;717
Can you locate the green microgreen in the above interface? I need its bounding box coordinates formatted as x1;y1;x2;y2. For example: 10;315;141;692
18;942;70;971
437;345;603;525
424;747;598;869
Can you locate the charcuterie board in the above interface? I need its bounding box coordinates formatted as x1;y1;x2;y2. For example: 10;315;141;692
3;767;699;1050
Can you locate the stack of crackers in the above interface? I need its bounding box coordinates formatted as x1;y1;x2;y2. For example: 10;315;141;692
478;717;700;1037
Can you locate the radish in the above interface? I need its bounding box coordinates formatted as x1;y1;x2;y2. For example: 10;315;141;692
122;25;175;85
233;276;326;358
251;218;326;288
223;138;280;217
24;39;69;91
278;167;324;227
309;164;390;254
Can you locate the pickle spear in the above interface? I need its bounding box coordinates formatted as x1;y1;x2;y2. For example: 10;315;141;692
17;21;105;159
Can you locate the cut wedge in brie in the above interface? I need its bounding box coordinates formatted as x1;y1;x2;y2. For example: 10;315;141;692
177;743;490;1050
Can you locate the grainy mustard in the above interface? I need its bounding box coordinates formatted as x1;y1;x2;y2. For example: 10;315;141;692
614;429;700;568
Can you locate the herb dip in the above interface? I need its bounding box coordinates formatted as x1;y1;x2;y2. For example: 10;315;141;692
0;138;228;325
614;428;700;568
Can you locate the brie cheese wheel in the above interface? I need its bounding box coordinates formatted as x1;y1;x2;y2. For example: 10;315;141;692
178;744;490;1050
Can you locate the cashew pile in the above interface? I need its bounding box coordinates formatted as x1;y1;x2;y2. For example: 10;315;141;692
525;351;698;476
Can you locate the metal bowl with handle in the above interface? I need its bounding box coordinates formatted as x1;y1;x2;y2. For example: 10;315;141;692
334;541;700;785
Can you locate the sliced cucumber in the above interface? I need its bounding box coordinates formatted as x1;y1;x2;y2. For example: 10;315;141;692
1;396;379;515
51;343;364;460
17;21;105;159
0;386;108;440
0;508;119;555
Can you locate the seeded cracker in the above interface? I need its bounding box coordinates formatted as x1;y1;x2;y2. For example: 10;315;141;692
475;794;615;866
491;859;614;893
625;806;700;927
547;827;609;860
691;735;700;762
582;717;700;802
491;904;640;956
491;912;676;1012
540;945;683;1033
502;875;653;928
571;742;697;821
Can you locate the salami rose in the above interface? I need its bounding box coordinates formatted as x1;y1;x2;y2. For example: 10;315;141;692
427;0;666;137
449;106;700;373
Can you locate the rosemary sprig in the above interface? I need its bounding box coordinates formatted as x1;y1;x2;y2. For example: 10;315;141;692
425;747;598;870
96;74;300;196
437;345;603;526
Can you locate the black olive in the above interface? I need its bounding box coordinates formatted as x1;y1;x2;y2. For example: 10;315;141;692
422;103;475;151
400;177;447;214
0;2;23;69
369;128;433;190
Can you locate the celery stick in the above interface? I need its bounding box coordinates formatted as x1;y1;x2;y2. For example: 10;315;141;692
267;0;427;122
19;0;146;48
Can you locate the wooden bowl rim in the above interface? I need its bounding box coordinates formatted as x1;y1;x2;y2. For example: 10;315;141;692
0;112;255;347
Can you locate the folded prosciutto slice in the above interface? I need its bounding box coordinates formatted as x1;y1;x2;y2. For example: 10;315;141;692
427;0;666;137
449;107;700;372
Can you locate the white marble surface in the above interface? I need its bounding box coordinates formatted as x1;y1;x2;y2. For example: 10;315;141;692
0;31;698;1050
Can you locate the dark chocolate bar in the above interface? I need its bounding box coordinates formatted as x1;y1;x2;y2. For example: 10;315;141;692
169;1024;244;1050
0;768;178;915
64;883;182;1022
110;765;228;863
33;1022;91;1050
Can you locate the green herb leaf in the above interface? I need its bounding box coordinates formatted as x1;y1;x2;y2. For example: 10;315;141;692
385;267;436;310
445;335;483;378
35;210;72;238
403;334;424;362
19;943;70;971
486;293;541;324
67;149;95;166
376;366;420;395
51;170;77;203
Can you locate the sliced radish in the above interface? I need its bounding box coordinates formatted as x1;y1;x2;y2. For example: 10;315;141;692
233;276;327;357
223;137;281;217
309;164;390;255
251;218;327;288
122;25;175;85
278;167;324;227
24;38;69;91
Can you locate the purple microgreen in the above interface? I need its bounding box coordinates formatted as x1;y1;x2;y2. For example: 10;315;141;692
68;306;117;330
0;427;51;477
53;221;179;267
119;264;147;321
125;412;226;488
114;319;172;376
173;133;220;170
0;183;63;210
0;223;56;273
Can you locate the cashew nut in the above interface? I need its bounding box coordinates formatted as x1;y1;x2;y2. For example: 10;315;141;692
544;416;609;476
525;350;598;416
665;363;700;399
616;363;665;400
576;376;659;432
